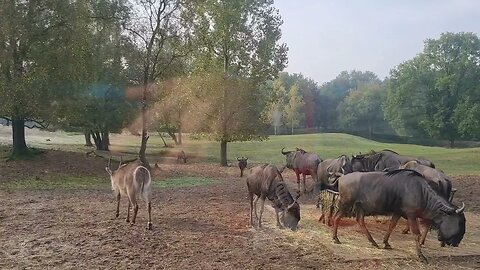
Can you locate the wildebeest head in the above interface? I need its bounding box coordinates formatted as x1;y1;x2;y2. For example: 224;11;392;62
281;148;296;169
338;155;353;174
280;201;300;231
237;157;248;177
437;203;466;247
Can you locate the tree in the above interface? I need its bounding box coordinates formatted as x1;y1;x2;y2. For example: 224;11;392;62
122;0;190;166
0;0;65;156
338;82;386;139
384;32;480;147
188;0;288;166
284;84;305;134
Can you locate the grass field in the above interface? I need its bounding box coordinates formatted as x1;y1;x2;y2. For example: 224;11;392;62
1;126;479;175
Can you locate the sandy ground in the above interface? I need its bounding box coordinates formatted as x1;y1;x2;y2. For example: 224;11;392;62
0;151;480;269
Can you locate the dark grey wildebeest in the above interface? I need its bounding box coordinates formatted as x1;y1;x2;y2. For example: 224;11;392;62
281;147;322;195
247;164;300;230
315;155;353;225
237;157;248;177
351;149;435;172
330;170;465;263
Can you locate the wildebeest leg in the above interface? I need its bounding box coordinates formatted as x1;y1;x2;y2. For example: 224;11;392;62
302;174;307;194
407;215;428;263
115;193;121;218
332;212;344;244
383;214;400;249
327;194;337;227
147;202;152;230
248;193;254;227
419;223;431;246
356;209;379;248
295;171;301;197
253;196;259;220
125;201;131;223
402;222;410;234
258;197;266;228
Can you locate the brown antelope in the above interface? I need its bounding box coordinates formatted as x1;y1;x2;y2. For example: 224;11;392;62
105;157;153;230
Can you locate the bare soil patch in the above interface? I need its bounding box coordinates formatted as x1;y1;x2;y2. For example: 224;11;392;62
0;151;479;269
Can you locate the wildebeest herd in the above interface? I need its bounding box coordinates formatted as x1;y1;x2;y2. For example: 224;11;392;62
244;148;466;263
102;147;466;264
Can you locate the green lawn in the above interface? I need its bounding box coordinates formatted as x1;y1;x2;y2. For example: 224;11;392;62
1;128;480;176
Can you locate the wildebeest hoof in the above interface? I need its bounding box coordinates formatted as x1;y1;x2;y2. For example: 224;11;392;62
440;242;446;247
371;242;380;248
146;222;152;230
402;228;410;234
384;243;392;250
333;237;341;244
125;219;130;223
115;213;119;218
130;221;136;226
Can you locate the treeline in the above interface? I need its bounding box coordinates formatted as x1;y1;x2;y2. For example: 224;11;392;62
1;1;479;166
266;32;480;148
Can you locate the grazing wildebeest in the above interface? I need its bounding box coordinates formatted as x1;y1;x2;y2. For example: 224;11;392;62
237;157;248;177
177;150;187;164
399;160;456;243
315;155;352;224
351;150;435;172
105;158;153;230
247;164;300;230
281;147;322;195
331;170;465;262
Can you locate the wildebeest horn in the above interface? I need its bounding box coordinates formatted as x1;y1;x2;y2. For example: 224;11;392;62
281;148;290;155
118;156;123;169
237;157;241;161
107;157;112;170
456;202;465;214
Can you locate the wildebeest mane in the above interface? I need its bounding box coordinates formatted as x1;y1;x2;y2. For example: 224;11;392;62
385;169;423;178
381;149;399;155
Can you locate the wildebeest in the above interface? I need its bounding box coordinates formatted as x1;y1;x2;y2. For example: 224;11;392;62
105;158;153;230
330;170;465;262
281;147;322;195
315;155;352;224
177;150;187;164
399;160;456;244
237;157;248;177
351;150;435;172
247;164;300;230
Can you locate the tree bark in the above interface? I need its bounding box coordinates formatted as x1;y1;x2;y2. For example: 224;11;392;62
12;118;29;155
449;139;455;148
177;117;182;145
220;139;228;166
84;132;93;146
139;94;150;168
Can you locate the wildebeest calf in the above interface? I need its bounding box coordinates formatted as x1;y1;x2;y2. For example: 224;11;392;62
105;158;153;230
247;164;300;230
237;157;248;177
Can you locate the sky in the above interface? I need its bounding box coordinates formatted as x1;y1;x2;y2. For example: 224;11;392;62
274;0;480;84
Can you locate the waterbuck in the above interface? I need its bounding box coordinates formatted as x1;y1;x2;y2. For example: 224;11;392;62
237;157;248;177
177;150;187;164
105;158;153;230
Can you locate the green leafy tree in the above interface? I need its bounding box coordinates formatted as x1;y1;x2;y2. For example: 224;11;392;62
385;32;480;146
284;84;305;134
338;82;386;139
187;0;288;166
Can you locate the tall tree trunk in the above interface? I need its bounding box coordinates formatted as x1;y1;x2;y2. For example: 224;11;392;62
291;120;294;135
450;139;455;148
84;132;93;146
177;111;182;145
274;125;277;135
92;131;109;151
220;139;228;166
12;118;29;155
139;86;150;168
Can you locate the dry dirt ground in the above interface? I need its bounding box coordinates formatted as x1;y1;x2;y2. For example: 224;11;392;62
0;151;480;269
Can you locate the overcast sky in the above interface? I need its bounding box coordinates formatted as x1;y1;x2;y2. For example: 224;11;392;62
274;0;480;84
